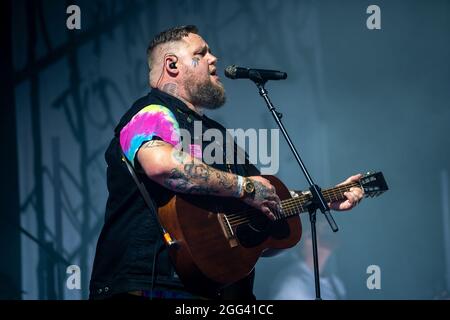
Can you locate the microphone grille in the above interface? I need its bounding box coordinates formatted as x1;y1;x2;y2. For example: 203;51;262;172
224;65;238;79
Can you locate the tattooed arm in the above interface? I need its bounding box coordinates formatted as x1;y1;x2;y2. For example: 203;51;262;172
137;140;240;197
136;140;280;220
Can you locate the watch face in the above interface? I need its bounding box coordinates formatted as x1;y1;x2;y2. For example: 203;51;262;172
244;180;255;193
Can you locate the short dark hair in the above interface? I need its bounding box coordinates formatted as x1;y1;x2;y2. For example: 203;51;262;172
147;25;199;58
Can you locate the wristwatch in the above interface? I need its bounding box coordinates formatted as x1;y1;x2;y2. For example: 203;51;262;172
242;177;256;197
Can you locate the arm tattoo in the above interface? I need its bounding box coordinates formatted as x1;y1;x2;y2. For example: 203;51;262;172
164;164;218;194
171;149;189;164
163;162;238;196
184;163;210;181
142;140;168;149
215;170;236;192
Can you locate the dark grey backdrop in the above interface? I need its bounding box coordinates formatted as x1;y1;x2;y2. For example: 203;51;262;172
5;0;450;299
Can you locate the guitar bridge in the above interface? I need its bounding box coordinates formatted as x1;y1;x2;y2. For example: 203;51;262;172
217;213;238;248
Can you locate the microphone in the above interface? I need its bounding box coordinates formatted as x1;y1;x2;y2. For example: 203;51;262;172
224;65;287;82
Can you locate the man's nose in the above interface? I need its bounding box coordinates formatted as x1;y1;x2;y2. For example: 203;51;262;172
209;54;218;65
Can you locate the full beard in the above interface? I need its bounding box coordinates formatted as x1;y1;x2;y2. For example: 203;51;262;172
187;76;226;110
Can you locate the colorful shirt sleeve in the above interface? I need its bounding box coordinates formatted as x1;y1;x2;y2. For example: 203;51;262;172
119;104;181;166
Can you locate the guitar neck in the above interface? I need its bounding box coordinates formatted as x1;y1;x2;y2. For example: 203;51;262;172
280;182;361;218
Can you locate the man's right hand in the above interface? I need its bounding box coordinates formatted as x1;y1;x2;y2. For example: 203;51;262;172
241;176;281;221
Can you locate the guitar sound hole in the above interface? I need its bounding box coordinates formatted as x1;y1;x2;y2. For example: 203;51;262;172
248;215;270;232
235;216;291;248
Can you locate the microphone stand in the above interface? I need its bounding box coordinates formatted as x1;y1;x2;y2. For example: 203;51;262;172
250;74;338;300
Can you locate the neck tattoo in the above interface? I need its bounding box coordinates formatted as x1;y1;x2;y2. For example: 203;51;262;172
162;83;178;96
161;82;195;111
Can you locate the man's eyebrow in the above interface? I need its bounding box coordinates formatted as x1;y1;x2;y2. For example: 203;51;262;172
195;44;211;54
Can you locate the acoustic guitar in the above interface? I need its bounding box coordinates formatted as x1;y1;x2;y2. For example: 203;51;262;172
158;171;388;297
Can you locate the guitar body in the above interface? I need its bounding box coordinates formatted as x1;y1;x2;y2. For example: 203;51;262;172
157;175;302;297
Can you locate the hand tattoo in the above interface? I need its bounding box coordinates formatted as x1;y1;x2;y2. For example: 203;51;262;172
251;180;272;201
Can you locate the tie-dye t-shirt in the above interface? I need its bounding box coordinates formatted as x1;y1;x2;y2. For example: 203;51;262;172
120;104;181;166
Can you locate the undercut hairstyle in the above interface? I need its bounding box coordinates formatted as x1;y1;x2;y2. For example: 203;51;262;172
147;25;198;56
147;25;199;84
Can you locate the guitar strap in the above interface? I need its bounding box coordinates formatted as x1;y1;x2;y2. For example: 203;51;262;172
121;151;182;297
121;151;177;247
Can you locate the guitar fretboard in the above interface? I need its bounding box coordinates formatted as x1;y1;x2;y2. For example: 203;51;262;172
280;182;361;219
224;182;361;228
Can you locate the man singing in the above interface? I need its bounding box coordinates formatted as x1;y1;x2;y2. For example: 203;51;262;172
89;25;363;300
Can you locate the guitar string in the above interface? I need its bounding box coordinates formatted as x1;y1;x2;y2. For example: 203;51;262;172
228;201;335;226
226;185;367;227
229;197;331;227
225;197;305;224
226;182;362;226
226;182;360;221
226;184;357;224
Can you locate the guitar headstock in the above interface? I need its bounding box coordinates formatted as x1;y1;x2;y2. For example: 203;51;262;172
359;171;389;198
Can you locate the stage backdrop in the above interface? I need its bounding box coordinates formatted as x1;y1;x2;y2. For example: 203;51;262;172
7;0;450;299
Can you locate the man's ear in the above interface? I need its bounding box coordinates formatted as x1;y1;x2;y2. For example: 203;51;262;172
165;55;179;75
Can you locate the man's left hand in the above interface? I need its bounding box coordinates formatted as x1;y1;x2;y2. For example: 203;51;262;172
329;174;364;211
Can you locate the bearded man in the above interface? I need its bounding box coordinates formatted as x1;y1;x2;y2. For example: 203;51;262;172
89;25;363;300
